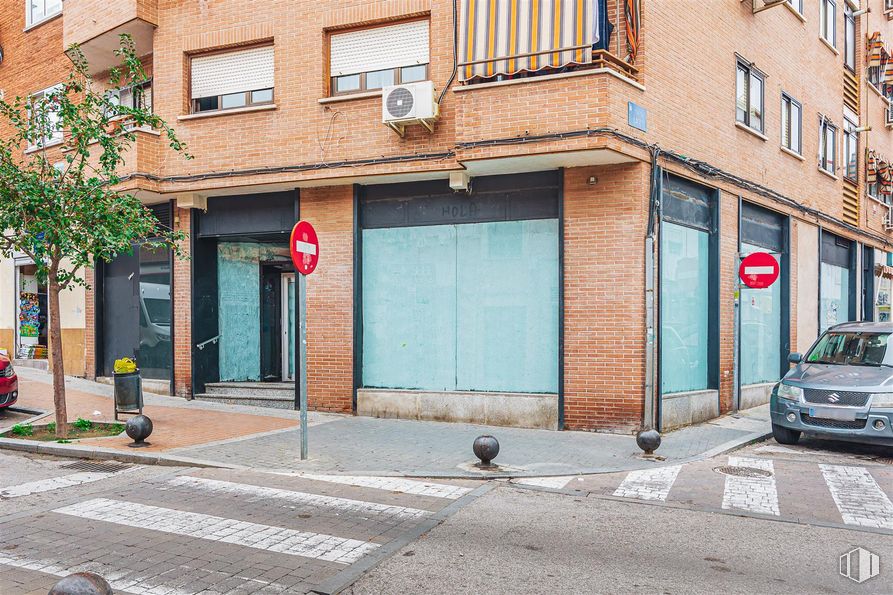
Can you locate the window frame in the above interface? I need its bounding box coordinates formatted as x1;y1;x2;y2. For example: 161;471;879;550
780;92;802;155
843;117;858;183
844;5;855;71
188;44;276;115
25;0;62;29
821;0;837;48
736;58;765;134
819;117;838;175
28;84;64;150
330;64;430;97
190;88;274;115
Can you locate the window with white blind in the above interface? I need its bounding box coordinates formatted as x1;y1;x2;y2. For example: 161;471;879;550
780;93;801;155
329;19;430;95
190;45;275;114
26;0;61;28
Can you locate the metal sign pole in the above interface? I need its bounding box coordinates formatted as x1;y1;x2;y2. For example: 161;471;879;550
299;272;308;460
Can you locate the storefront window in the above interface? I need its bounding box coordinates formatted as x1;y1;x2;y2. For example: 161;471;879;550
820;262;850;332
16;264;48;360
740;243;782;385
661;222;710;394
138;244;172;380
362;219;559;393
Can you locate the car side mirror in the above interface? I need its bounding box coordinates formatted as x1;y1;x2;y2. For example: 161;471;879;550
788;352;802;364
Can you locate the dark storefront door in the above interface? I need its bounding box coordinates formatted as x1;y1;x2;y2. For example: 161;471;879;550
102;251;140;376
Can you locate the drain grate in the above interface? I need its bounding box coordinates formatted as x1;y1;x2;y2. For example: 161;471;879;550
713;465;772;479
61;461;132;473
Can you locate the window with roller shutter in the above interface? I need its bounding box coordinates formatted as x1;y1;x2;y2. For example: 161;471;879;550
329;19;430;96
190;45;275;114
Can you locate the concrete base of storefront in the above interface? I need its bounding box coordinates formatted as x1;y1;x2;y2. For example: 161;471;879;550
660;389;720;432
357;389;560;430
740;382;774;410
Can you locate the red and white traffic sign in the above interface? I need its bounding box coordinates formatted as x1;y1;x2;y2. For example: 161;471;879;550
290;220;319;276
739;251;779;289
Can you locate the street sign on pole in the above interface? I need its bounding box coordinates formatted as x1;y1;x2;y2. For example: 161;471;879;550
738;251;780;289
290;221;319;461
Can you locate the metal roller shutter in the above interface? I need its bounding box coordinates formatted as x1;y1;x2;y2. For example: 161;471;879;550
330;20;429;77
191;46;275;99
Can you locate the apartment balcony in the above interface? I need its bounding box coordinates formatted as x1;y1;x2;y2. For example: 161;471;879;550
63;0;157;73
77;127;161;194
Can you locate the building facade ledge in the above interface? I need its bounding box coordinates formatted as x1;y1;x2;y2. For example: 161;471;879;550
735;121;768;141
454;67;645;94
177;104;277;121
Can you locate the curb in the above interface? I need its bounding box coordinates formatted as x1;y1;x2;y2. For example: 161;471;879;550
0;437;232;468
0;427;773;477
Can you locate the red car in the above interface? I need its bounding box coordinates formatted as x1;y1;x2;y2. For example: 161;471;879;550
0;355;18;409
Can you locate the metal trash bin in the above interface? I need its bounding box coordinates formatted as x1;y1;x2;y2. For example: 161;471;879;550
113;369;143;420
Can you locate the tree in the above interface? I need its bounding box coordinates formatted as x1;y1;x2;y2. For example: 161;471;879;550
0;36;190;438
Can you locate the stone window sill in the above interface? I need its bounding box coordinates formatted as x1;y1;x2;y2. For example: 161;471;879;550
818;167;839;181
780;146;805;161
24;12;62;33
819;36;839;56
318;90;383;104
178;104;277;121
783;2;806;22
735;121;768;141
24;139;63;154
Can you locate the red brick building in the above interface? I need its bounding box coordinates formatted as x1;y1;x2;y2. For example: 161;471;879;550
5;0;893;433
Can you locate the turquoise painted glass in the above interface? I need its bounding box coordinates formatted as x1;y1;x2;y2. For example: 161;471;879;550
661;222;710;394
362;219;559;393
740;243;782;385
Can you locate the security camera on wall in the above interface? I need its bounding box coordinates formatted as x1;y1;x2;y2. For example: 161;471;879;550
449;171;471;194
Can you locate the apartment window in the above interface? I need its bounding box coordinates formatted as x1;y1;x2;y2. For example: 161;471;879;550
787;0;803;14
780;93;802;154
821;0;837;48
26;0;61;28
819;118;837;175
843;118;858;182
330;20;429;96
844;6;855;70
28;85;63;148
190;45;274;114
108;81;153;113
736;59;764;132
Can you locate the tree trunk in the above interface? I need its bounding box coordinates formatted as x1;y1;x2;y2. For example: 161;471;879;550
48;268;68;439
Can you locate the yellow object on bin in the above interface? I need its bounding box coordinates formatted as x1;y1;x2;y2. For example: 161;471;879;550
113;357;137;374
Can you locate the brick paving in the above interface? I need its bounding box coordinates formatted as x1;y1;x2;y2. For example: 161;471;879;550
0;461;482;594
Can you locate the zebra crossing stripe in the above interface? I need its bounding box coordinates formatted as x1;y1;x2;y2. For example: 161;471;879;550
513;476;576;489
613;465;682;501
285;473;473;500
0;553;192;595
820;464;893;530
0;470;134;499
168;476;430;520
53;498;379;564
722;457;779;516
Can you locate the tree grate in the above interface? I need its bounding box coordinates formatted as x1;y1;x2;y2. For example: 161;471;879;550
61;461;132;473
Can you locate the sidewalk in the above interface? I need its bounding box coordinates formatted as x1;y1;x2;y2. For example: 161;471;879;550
2;367;771;477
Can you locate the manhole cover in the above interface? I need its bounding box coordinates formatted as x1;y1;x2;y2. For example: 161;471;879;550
61;461;132;473
713;465;772;478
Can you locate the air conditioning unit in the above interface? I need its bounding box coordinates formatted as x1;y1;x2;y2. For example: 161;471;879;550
382;81;439;137
884;205;893;231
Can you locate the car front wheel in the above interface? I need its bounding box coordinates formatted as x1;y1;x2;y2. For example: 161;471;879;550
772;422;801;445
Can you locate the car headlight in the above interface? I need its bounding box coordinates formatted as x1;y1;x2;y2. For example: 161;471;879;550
777;383;803;401
870;393;893;407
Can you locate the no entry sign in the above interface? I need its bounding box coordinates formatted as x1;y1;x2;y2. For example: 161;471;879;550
290;220;319;276
739;251;779;289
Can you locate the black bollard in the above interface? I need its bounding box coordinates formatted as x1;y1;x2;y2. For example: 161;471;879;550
125;414;153;448
473;435;500;468
636;428;662;454
48;572;113;595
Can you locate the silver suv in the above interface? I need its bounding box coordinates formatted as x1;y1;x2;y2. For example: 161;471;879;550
771;322;893;447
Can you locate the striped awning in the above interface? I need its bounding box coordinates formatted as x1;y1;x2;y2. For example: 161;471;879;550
459;0;596;80
869;32;884;68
